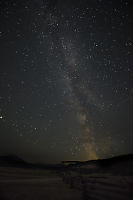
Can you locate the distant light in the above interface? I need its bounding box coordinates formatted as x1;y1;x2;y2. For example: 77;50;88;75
0;116;3;119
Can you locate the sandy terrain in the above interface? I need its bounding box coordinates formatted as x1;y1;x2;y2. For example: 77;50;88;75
0;167;82;200
61;170;133;200
1;154;133;200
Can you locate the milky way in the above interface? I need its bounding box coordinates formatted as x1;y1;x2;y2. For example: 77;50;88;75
0;0;133;163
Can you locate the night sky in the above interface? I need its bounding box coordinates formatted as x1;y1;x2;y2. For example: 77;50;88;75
0;0;133;163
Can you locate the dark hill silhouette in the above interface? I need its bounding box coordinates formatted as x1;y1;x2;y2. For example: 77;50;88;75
0;155;30;167
64;154;133;175
64;154;133;166
98;154;133;166
0;155;62;169
0;154;133;174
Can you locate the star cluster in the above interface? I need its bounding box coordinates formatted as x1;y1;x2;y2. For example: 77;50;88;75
0;0;133;163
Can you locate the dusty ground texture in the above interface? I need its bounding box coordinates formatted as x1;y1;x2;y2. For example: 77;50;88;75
61;170;133;200
1;162;133;200
0;167;82;200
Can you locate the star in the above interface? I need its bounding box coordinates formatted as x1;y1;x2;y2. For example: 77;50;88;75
0;0;133;163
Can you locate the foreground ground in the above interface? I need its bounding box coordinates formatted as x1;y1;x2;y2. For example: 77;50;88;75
61;169;133;200
0;166;82;200
1;160;133;200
